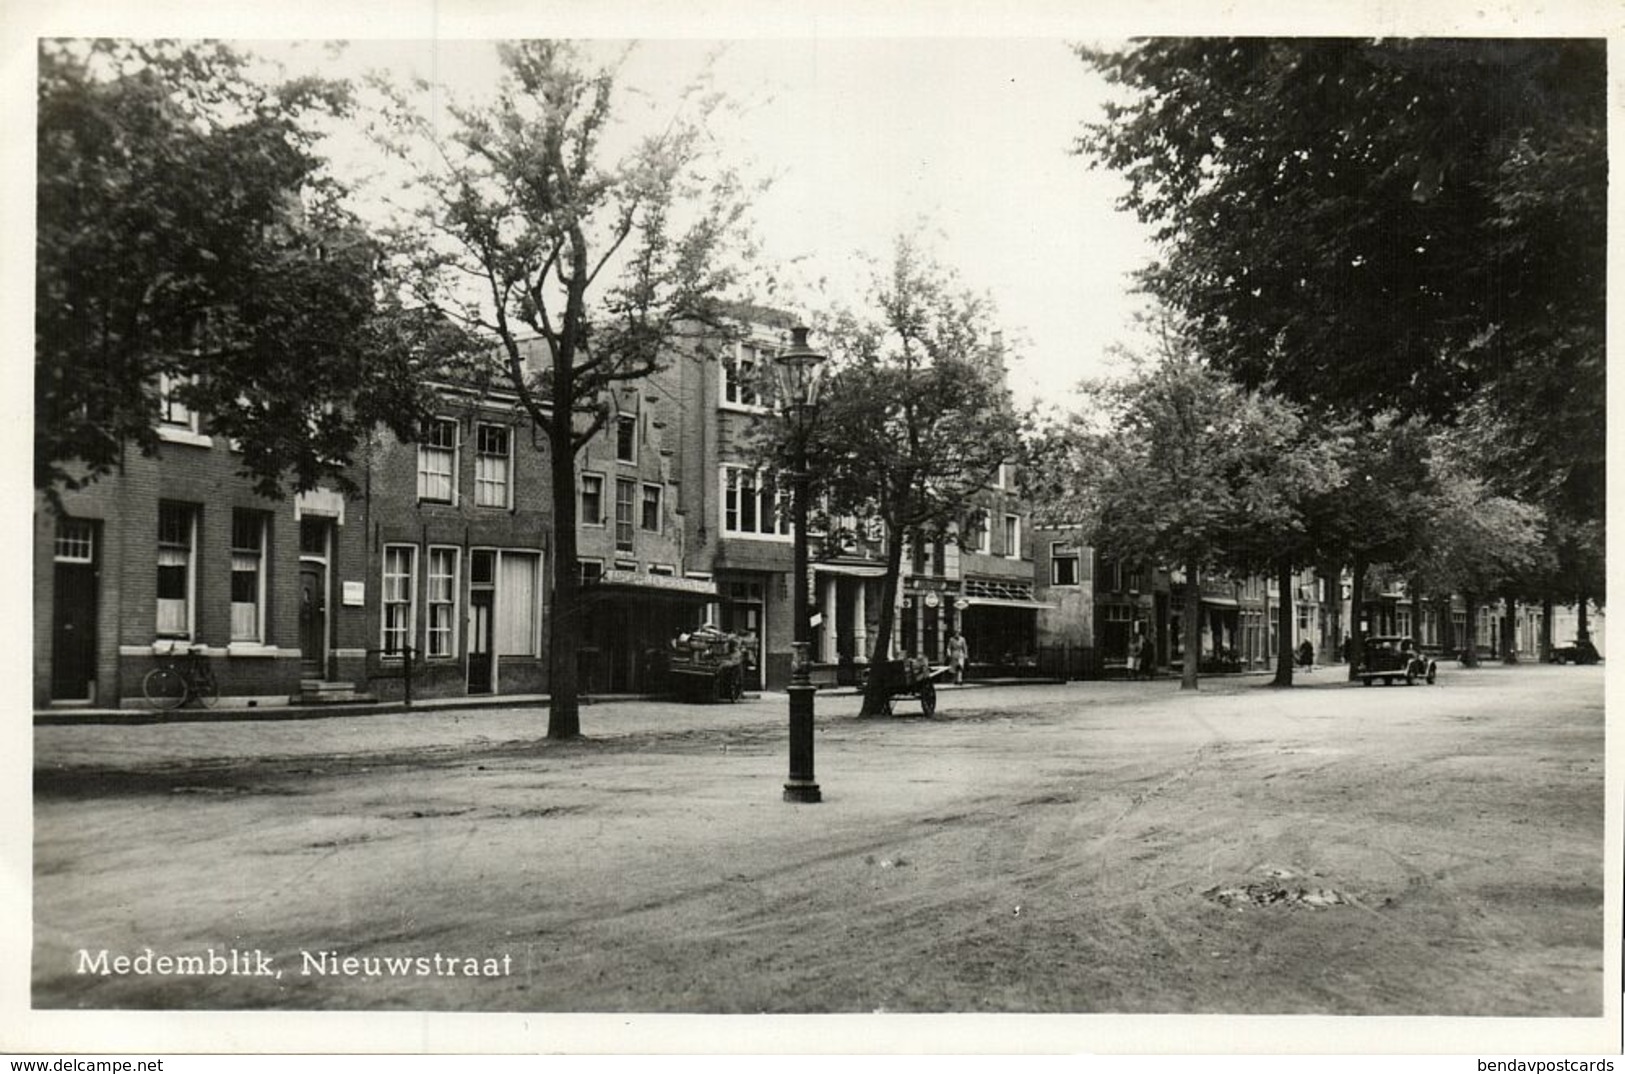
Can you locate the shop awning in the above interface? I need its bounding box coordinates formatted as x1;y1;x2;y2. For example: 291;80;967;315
958;597;1057;610
814;561;887;577
1200;596;1240;609
587;569;719;602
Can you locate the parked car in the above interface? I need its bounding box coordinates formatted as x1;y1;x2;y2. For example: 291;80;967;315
1356;635;1437;686
1549;638;1601;665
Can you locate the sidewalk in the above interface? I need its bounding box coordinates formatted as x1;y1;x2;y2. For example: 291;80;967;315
33;676;1060;726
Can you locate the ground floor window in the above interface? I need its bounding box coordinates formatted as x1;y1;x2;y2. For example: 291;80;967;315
157;502;197;638
426;547;459;658
382;545;416;655
497;551;540;656
230;510;269;643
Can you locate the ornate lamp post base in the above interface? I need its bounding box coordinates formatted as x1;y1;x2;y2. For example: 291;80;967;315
783;663;821;802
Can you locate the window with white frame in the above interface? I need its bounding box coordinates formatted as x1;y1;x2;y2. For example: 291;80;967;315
722;342;774;409
158;372;198;432
156;503;197;638
965;512;990;554
1050;543;1080;587
616;414;637;464
633;484;659;532
1003;514;1021;559
229;510;268;643
615;478;636;551
55;520;94;563
382;545;417;655
426;547;459;658
722;466;791;538
580;473;605;526
497;552;540;655
579;558;603;586
474;424;512;508
417;418;458;503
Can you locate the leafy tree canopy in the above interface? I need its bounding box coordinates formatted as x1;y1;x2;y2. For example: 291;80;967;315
1077;38;1605;528
36;39;446;502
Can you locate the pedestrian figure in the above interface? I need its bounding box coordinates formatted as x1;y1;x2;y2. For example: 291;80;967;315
946;631;968;685
1297;639;1314;668
1125;628;1140;677
1139;632;1156;679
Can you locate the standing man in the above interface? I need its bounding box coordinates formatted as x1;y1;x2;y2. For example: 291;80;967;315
946;630;969;685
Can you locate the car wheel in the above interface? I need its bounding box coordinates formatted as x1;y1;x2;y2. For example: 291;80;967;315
1362;678;1372;687
1426;663;1436;684
1405;670;1416;686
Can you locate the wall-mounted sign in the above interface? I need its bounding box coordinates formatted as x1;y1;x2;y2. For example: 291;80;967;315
342;582;365;607
923;591;941;609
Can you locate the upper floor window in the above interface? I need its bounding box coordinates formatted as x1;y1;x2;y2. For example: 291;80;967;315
418;418;459;504
229;510;268;643
722;342;775;410
723;466;791;539
474;424;512;508
641;484;662;533
1050;543;1080;587
615;414;638;464
965;512;990;555
580;473;605;526
156;502;197;638
158;372;198;432
615;478;636;552
1003;514;1022;559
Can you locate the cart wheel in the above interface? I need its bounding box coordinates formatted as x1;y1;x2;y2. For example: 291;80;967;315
920;682;937;717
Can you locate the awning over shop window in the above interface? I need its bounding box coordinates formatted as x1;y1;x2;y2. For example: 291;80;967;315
1199;596;1240;609
813;562;887;577
587;569;719;603
958;597;1057;610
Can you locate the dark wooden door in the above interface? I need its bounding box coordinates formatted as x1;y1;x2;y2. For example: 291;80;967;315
299;564;327;678
468;589;494;693
51;563;97;701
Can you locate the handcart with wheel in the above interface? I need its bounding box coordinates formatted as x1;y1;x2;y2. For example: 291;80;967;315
862;656;948;717
667;626;750;702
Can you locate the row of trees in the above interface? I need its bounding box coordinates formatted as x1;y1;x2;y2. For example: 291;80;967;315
37;40;1026;734
37;38;1604;721
1026;38;1606;688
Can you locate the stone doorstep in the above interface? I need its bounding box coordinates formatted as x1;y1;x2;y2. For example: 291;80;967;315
297;680;380;705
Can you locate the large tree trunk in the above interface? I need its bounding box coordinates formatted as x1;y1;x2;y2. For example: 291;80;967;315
1438;591;1455;657
1272;556;1294;686
1541;595;1555;662
1320;560;1343;663
1501;586;1519;664
547;417;582;739
1461;591;1480;667
1181;557;1200;691
1576;590;1591;642
1346;555;1368;681
860;521;909;717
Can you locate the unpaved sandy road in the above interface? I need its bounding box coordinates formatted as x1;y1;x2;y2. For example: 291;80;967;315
33;665;1606;1015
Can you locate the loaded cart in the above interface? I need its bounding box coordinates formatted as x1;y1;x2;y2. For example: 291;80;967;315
667;626;751;702
860;656;948;716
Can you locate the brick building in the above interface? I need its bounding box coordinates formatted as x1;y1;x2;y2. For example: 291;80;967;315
35;377;327;708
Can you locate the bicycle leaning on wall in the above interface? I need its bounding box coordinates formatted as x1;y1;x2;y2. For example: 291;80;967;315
142;644;220;711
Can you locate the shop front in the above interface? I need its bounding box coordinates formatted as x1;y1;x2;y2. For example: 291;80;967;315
580;570;718;694
957;577;1054;677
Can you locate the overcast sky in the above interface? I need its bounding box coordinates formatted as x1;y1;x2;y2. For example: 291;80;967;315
259;37;1157;413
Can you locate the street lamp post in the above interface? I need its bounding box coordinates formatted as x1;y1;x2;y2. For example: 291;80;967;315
774;326;827;804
